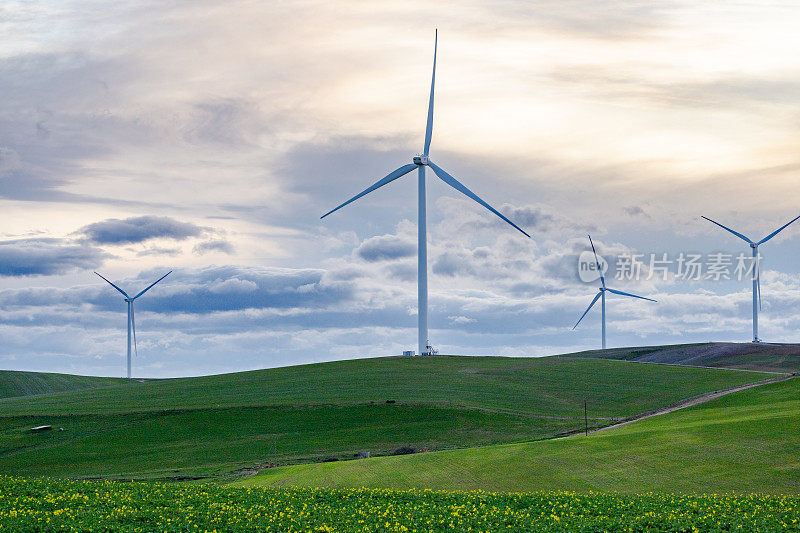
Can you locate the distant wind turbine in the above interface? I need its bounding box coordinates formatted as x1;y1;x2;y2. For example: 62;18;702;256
573;236;656;349
95;271;171;378
702;214;800;343
320;30;530;356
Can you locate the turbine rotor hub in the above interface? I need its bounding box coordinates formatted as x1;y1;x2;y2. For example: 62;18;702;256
412;155;429;166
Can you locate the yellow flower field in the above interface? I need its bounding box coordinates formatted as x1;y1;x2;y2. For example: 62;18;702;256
0;476;797;532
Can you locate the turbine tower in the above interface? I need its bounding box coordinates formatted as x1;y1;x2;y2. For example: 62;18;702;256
702;214;800;343
95;271;172;378
573;235;656;349
320;30;530;356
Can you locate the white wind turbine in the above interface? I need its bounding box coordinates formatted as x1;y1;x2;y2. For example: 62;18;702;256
95;271;172;378
320;30;530;356
702;214;800;343
573;235;657;349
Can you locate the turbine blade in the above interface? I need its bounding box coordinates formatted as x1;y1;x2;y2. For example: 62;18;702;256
94;272;129;299
701;216;754;244
588;235;605;288
423;29;437;157
605;287;657;302
573;292;602;329
757;214;800;245
320;164;418;219
427;160;531;238
133;271;172;300
131;302;138;358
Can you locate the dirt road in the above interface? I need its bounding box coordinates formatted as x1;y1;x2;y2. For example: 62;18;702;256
561;374;795;439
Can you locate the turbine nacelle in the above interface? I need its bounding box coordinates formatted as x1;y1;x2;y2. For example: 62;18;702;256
413;155;429;166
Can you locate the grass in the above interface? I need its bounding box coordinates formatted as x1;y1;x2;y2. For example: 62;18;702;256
0;355;766;416
0;404;578;479
0;370;125;400
2;477;798;532
0;354;772;480
239;377;800;494
564;342;800;372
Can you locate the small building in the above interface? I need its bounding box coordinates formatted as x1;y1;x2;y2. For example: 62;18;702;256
402;350;415;356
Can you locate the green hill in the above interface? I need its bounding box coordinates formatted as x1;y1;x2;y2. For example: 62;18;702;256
564;342;800;373
0;353;770;481
239;376;799;494
0;370;125;400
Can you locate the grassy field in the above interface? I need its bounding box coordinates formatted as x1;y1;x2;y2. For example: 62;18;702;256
239;377;800;494
0;354;769;480
565;342;800;372
0;370;125;400
2;476;798;532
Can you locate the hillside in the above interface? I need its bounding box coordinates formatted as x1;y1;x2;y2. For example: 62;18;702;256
239;376;800;494
0;370;126;400
0;354;769;480
564;342;800;373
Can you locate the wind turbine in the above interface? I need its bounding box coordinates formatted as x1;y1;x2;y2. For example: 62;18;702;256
573;235;656;349
320;30;530;356
95;271;172;378
702;214;800;343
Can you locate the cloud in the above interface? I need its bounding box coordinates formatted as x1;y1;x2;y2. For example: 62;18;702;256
433;250;478;277
0;147;21;176
623;206;650;218
0;238;107;277
193;240;235;255
119;266;355;313
137;246;182;257
79;216;206;245
357;234;416;262
435;198;595;239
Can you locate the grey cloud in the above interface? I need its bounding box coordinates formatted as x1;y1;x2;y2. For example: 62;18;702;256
437;197;594;238
111;265;355;314
0;147;21;175
0;238;108;277
433;251;478;278
80;216;206;245
623;206;650;218
501;204;596;234
282;137;414;195
385;263;416;282
193;240;235;255
0;265;355;315
137;246;182;257
357;234;415;262
183;98;266;147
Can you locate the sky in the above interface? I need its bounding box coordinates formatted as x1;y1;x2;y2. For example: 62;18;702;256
2;0;800;377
